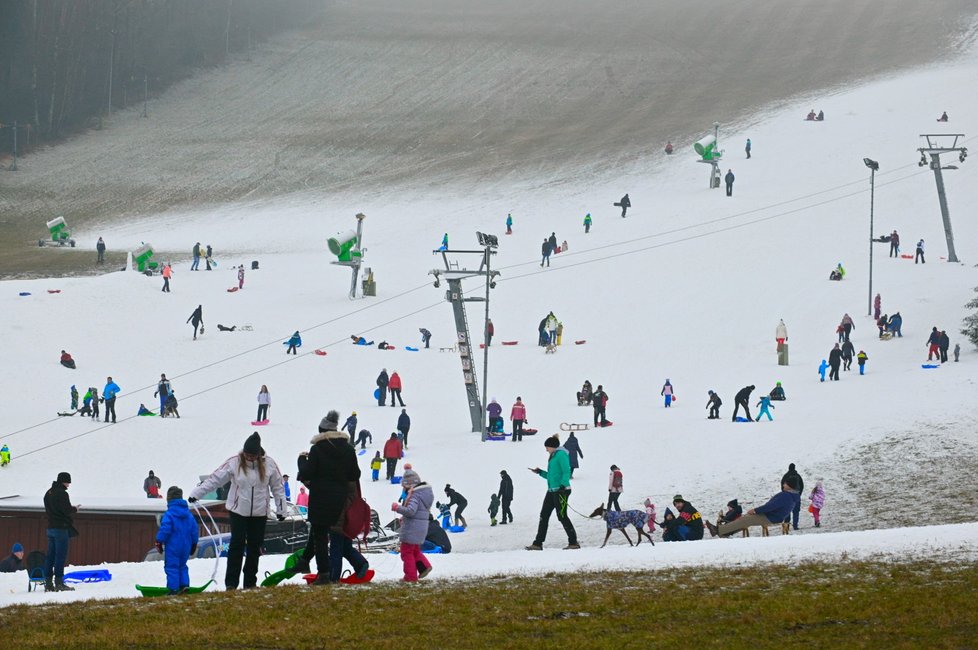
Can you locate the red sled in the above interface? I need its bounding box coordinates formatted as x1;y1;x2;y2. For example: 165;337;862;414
250;420;270;426
302;570;375;585
575;340;586;345
314;349;328;356
47;289;62;294
227;287;239;293
595;421;614;428
501;341;519;346
900;254;913;259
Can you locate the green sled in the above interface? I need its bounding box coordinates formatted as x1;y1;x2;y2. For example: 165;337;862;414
260;549;305;588
135;579;214;597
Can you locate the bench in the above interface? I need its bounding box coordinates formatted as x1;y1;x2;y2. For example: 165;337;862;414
749;521;790;537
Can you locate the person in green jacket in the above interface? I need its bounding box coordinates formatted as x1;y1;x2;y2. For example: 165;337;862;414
526;435;579;550
583;213;592;234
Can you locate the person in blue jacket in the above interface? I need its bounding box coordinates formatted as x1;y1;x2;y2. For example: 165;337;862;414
397;409;412;449
755;395;775;421
285;331;301;355
818;360;828;382
103;376;121;424
156;486;199;594
717;481;800;537
506;214;513;234
342;412;358;444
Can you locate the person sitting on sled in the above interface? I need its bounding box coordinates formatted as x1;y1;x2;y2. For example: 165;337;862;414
156;486;199;594
60;350;76;370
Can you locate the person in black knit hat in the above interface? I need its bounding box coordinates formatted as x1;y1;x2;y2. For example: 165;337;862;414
526;435;579;550
43;471;79;591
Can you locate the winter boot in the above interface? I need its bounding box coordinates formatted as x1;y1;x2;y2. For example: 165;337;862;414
44;577;55;592
705;521;719;537
491;518;497;526
563;543;581;550
418;565;432;579
55;579;75;592
525;544;543;551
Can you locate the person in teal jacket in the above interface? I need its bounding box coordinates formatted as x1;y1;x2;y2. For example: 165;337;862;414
583;213;592;234
156;486;199;594
103;377;121;424
755;395;775;421
285;331;301;355
506;214;513;234
526;435;579;550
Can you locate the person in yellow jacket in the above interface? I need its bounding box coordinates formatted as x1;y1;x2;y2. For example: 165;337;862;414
0;444;10;467
556;322;564;345
370;452;383;482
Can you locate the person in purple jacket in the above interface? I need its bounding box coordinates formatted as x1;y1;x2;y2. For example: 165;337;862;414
486;398;503;433
392;467;434;582
716;481;800;537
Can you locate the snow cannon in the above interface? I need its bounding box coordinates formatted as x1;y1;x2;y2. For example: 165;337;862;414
328;230;361;263
133;243;158;272
693;134;719;160
41;216;75;247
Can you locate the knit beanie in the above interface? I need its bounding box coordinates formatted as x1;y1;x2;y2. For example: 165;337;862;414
544;435;560;449
673;494;684;503
319;410;340;431
727;499;739;509
12;543;23;553
166;486;183;501
243;432;262;455
402;468;420;488
57;472;72;483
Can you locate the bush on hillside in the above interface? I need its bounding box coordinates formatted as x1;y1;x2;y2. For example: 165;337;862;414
962;285;978;349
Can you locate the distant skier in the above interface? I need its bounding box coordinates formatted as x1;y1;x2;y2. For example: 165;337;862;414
731;385;754;422
419;328;432;349
377;369;389;406
745;138;752;159
583;213;592;234
915;239;925;264
705;390;722;419
828;344;842;381
889;230;900;257
818;359;828;382
541;239;552;267
506;213;513;234
724;169;735;196
617;194;631;218
187;305;203;340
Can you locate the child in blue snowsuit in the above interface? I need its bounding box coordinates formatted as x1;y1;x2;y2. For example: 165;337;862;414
818;360;828;382
755;395;774;421
156;486;199;594
285;331;301;355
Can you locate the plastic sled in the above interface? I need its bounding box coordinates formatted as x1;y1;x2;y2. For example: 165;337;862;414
374;388;381;399
226;287;238;293
136;579;214;597
575;340;586;345
64;569;112;583
260;568;295;587
405;347;419;351
447;525;466;533
47;289;62;294
340;569;375;585
358;449;367;456
522;428;539;436
210;260;219;268
302;573;318;584
486;435;507;441
595;421;614;427
251;420;270;426
921;364;939;369
900;254;913;259
391;476;402;485
734;417;751;422
501;341;519;346
19;292;31;296
314;349;328;356
422;544;443;554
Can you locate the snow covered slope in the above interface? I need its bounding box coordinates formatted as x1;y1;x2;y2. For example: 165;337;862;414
1;28;978;607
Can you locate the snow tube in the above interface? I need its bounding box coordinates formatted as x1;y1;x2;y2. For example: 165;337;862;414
374;388;381;400
405;347;419;351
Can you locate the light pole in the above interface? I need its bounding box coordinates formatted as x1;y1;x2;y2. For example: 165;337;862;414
863;158;879;317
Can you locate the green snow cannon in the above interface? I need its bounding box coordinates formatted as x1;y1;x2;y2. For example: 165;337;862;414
44;216;75;247
328;230;362;263
693;134;718;160
133;243;158;272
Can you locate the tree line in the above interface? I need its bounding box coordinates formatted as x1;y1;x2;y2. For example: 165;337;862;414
0;0;320;153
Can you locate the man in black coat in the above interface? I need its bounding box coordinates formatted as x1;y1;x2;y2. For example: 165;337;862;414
828;344;842;381
724;169;735;196
591;385;609;427
780;463;804;530
841;340;855;371
43;471;78;591
296;411;369;585
376;369;389;406
618;193;631;218
541;239;552;267
938;330;950;363
548;232;558;252
671;495;704;541
498;470;514;524
397;409;411;449
732;385;754;421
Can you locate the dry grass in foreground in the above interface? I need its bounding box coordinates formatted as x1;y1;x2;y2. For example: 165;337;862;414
2;559;976;649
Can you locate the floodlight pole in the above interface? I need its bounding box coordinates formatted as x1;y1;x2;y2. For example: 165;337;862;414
863;158;878;317
918;134;966;264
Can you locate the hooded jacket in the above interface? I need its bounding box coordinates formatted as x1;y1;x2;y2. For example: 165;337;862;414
394;482;434;545
296;428;360;528
156;498;199;560
191;453;287;519
754;488;800;524
563;436;583;470
388;373;402;390
383;437;403;460
397;411;411;433
538;448;572;491
376;370;389;388
498;472;514;501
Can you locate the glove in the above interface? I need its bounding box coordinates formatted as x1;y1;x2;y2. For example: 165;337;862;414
155;542;164;554
190;544;197;555
188;496;197;503
276;514;286;522
391;503;399;512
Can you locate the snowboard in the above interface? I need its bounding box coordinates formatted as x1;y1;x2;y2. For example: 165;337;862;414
251;419;270;426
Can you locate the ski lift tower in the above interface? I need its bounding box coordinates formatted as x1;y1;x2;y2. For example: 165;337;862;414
917;134;967;263
328;213;366;299
429;232;500;440
694;122;723;189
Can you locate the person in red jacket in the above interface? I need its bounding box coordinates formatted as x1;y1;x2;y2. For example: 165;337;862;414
510;397;527;442
383;433;403;480
388;371;405;407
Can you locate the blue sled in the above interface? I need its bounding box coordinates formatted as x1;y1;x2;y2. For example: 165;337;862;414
921;364;939;369
734;417;752;423
405;347;419;352
64;569;112;583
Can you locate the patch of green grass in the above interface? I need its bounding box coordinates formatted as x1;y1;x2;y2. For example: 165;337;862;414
3;560;976;648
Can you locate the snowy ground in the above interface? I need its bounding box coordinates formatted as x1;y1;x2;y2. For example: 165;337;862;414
2;14;978;608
